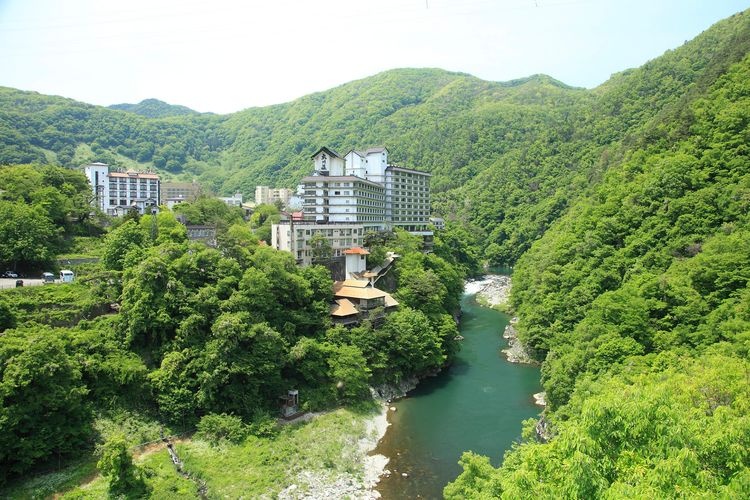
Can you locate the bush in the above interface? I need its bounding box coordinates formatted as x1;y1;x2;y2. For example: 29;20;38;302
196;413;248;444
0;300;15;332
97;434;151;498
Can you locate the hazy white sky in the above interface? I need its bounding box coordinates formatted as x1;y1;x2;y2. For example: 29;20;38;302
0;0;747;113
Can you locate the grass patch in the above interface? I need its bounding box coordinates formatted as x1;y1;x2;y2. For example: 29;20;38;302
2;406;382;499
58;450;195;499
178;407;380;498
58;237;105;261
94;407;184;447
0;407;188;499
0;459;98;499
1;282;111;327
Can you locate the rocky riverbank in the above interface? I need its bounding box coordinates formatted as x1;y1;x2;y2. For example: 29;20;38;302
277;405;390;499
371;376;420;402
501;318;536;364
466;275;512;311
467;275;535;364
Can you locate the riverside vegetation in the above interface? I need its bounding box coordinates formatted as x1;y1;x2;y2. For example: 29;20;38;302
0;199;476;496
2;7;750;498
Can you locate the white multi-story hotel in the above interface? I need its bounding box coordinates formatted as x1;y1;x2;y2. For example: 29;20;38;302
300;174;386;230
272;146;432;266
384;165;431;234
304;146;431;234
83;162;160;216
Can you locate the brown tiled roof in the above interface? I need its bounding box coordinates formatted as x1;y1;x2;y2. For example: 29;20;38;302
384;293;399;308
330;298;359;317
334;279;370;291
343;247;369;255
334;286;388;300
109;172;160;179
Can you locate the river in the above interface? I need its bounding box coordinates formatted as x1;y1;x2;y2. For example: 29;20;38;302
374;277;541;499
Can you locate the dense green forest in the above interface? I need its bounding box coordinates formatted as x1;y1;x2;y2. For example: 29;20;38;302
108;98;202;119
445;11;750;498
0;164;101;272
0;194;468;493
2;7;750;498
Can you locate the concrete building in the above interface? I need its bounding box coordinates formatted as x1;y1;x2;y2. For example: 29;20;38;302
272;188;294;208
161;181;201;208
384;165;431;234
429;217;446;230
300;175;386;230
305;146;431;234
219;193;243;207
272;221;366;266
343;147;389;184
255;185;270;205
185;225;217;247
344;247;369;276
271;145;432;266
83;162;160;216
255;186;294;208
311;146;346;176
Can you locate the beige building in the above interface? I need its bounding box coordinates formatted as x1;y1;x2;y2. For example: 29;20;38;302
255;186;294;208
161;181;201;207
271;221;366;266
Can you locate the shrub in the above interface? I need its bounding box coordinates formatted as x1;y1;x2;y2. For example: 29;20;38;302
196;413;248;444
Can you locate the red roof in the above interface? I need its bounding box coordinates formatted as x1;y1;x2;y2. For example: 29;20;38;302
343;247;370;255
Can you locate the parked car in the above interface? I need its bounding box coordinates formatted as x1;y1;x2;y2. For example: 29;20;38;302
15;279;23;287
3;270;19;278
42;272;55;283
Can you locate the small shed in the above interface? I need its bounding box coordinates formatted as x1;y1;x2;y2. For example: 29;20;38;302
279;389;300;418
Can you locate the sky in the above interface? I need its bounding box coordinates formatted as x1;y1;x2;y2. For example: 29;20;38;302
0;0;747;114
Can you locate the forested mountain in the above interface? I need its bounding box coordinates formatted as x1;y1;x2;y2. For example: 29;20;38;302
2;6;750;498
2;12;750;267
445;10;750;498
108;98;201;118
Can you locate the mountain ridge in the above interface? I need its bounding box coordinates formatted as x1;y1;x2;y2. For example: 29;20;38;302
0;10;749;266
108;98;202;118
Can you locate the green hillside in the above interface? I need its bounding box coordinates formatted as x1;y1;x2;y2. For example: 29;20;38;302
445;10;750;498
3;12;750;266
2;5;750;499
108;98;201;118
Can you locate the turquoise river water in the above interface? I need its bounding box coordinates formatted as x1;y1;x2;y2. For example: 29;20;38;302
374;277;541;499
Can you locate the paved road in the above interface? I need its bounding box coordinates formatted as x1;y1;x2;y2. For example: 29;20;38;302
0;278;49;290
